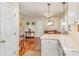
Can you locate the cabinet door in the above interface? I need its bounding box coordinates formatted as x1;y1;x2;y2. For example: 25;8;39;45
68;3;78;25
41;39;59;56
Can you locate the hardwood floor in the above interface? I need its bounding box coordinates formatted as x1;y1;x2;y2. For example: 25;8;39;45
19;37;41;56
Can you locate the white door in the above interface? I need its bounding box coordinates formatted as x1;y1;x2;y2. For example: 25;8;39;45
0;3;1;55
0;3;7;55
41;39;59;56
0;3;18;56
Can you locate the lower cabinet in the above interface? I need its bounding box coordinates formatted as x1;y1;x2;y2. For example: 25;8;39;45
41;39;65;56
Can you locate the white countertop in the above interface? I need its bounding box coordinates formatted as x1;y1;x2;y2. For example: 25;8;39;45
40;34;79;56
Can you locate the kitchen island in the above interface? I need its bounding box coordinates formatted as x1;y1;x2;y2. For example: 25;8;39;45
40;34;79;56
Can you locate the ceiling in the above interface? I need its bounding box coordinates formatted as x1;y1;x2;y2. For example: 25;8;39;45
19;2;67;18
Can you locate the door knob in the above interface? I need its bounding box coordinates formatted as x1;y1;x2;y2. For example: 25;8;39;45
14;51;16;54
1;40;5;43
14;32;16;35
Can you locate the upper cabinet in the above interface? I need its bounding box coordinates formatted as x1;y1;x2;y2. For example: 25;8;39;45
60;3;79;33
68;3;78;25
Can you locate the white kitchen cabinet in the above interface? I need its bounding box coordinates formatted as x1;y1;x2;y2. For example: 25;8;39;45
68;3;78;25
0;3;19;56
41;39;60;56
41;39;65;56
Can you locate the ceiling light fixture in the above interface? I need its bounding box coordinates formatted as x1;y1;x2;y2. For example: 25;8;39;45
62;2;67;26
47;3;54;26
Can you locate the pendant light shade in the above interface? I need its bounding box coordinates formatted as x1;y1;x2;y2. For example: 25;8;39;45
47;19;54;26
47;3;54;26
61;2;67;26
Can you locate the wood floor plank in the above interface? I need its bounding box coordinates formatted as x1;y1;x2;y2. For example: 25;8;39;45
19;37;41;56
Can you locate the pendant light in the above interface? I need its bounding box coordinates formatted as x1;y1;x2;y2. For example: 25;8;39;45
62;2;67;26
61;2;68;33
47;3;54;26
